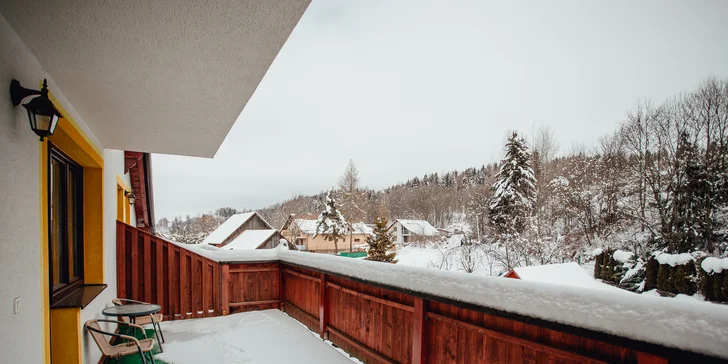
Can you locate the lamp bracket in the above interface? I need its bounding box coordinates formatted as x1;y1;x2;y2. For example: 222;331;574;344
9;79;42;106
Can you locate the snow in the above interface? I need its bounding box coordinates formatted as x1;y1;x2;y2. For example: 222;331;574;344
201;213;255;245
701;257;728;274
165;240;728;358
642;289;706;302
511;262;622;292
612;250;633;263
591;248;603;256
396;219;439;236
168;239;281;263
655;252;694;267
154;309;357;364
224;229;278;250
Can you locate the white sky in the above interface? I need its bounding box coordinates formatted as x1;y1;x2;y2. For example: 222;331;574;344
153;0;728;220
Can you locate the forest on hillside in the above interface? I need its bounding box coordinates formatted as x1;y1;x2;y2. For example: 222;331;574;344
159;78;728;270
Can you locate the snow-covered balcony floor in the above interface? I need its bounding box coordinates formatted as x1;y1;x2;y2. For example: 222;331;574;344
155;309;358;364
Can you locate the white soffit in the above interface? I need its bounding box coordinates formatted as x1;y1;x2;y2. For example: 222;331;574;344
0;0;310;157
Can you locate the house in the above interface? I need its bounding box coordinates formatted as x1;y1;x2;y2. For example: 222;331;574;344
387;219;440;245
503;262;624;291
280;214;373;253
0;2;309;363
202;212;291;250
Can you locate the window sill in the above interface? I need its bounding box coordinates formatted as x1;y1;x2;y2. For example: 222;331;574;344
50;284;107;309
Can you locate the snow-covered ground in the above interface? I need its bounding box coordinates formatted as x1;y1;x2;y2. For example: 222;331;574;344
155;310;359;364
395;234;500;276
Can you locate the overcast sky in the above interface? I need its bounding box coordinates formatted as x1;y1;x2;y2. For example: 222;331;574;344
152;0;728;220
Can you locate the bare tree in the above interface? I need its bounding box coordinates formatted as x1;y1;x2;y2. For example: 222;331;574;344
338;159;367;222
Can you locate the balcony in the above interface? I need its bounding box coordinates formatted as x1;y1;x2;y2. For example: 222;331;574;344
115;222;728;363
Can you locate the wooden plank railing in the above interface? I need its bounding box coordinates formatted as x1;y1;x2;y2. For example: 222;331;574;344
116;222;720;363
277;264;676;364
116;221;221;320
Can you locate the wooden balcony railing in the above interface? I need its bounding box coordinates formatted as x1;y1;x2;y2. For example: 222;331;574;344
116;222;724;363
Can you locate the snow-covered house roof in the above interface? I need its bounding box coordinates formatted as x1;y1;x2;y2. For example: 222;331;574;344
505;262;621;291
391;219;439;236
293;219;318;234
350;222;373;235
201;213;255;245
225;229;279;250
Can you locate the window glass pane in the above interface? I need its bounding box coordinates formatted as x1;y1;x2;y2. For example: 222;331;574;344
67;169;76;280
50;159;63;287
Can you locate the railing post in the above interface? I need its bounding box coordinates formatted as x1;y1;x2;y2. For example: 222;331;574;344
412;297;427;364
278;264;284;311
221;264;230;316
319;273;328;339
116;222;127;298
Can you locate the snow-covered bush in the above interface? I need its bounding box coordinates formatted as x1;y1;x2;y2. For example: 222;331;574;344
699;256;728;302
650;252;699;296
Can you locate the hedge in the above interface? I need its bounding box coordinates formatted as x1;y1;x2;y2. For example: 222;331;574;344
698;257;728;302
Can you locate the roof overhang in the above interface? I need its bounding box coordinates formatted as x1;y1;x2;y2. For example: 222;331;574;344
0;0;310;157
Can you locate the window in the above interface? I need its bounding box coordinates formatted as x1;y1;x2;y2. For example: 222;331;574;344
354;238;360;242
49;144;84;301
116;176;131;224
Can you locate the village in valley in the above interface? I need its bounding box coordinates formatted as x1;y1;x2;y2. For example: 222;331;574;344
157;78;728;304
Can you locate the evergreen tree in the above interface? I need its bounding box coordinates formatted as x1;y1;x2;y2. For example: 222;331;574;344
314;189;348;252
671;132;710;252
488;131;537;269
489;131;538;236
366;217;397;263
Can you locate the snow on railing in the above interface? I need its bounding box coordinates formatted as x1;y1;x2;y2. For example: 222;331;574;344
171;240;728;359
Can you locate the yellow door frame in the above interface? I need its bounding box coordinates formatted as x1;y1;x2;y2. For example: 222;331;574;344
41;88;105;364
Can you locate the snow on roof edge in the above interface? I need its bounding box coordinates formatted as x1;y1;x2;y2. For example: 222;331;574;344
201;212;256;245
164;239;728;359
225;229;278;250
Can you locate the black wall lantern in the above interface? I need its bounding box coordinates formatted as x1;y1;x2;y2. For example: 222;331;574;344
9;79;63;141
125;190;136;205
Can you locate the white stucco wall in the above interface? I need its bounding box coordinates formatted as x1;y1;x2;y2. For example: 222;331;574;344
0;14;47;364
0;14;129;364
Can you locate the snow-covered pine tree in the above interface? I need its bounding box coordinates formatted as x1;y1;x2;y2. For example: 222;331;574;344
314;189;348;252
489;131;538;234
489;131;537;268
366;217;397;263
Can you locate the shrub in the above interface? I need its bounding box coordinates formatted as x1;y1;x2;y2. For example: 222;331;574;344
700;262;716;301
673;260;697;295
713;274;724;301
656;264;674;292
594;251;604;279
599;248;616;282
618;260;645;292
644;256;659;291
